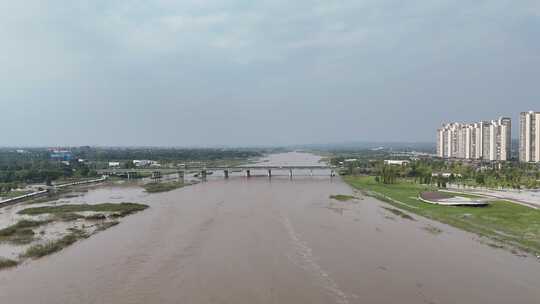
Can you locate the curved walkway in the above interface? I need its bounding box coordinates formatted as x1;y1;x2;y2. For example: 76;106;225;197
418;192;489;206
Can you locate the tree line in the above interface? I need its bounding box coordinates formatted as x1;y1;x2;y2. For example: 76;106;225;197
331;151;540;189
0;147;268;194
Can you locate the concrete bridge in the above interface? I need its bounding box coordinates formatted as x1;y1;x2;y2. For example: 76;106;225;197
98;165;336;181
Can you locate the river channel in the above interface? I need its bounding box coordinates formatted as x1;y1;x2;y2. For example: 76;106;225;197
0;152;538;303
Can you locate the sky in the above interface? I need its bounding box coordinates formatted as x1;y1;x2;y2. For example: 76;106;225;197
1;0;539;147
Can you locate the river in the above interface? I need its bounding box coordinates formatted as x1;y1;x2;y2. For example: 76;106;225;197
0;152;538;303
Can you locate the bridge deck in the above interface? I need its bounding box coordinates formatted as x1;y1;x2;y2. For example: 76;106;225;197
98;166;334;174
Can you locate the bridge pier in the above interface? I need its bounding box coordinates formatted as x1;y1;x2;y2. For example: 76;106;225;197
178;171;185;182
151;171;162;181
97;166;337;180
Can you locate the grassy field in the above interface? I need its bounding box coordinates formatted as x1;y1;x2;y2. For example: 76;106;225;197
18;203;148;217
143;181;187;193
344;176;540;255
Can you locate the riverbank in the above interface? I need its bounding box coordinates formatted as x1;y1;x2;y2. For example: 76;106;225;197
0;177;108;208
0;201;148;268
0;191;149;268
344;176;540;256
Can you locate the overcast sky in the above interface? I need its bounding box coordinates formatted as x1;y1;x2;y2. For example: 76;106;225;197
1;1;539;147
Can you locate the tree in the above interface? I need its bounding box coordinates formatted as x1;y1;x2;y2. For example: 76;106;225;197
378;164;398;184
475;173;485;185
79;165;90;177
123;160;136;169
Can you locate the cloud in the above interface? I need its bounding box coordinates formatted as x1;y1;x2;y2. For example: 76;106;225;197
0;0;539;146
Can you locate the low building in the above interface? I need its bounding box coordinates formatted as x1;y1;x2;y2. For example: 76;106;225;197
432;173;462;178
133;160;160;167
108;162;120;168
384;160;410;166
50;150;74;161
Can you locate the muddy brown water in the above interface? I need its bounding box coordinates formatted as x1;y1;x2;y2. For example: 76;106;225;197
0;152;539;304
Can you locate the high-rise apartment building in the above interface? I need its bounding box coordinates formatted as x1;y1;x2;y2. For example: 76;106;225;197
519;111;540;162
437;117;511;161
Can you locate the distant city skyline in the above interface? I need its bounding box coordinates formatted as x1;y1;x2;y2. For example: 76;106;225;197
1;1;539;146
435;110;540;162
520;111;540;162
437;117;512;161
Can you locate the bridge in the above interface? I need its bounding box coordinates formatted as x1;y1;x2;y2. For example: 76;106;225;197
98;165;336;180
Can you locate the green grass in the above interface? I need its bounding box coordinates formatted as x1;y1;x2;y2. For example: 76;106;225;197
329;194;357;201
1;203;147;264
20;218;123;259
22;231;88;259
18;203;149;217
143;181;186;193
0;220;48;236
55;213;86;221
344;176;540;255
0;258;18;269
0;220;50;245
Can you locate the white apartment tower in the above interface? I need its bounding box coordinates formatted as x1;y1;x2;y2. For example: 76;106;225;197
436;117;511;161
519;111;540;162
